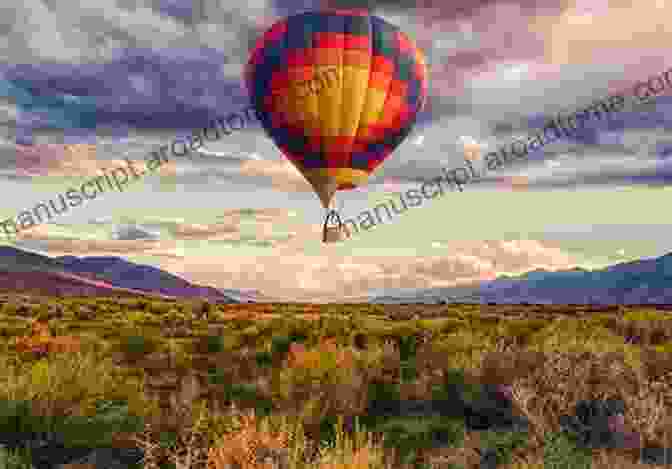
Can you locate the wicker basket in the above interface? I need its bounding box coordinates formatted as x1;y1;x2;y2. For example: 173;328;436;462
323;225;344;243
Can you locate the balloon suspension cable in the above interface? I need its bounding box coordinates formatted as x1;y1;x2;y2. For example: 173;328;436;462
322;208;344;243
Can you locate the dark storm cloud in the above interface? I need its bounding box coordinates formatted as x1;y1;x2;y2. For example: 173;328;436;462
4;50;250;132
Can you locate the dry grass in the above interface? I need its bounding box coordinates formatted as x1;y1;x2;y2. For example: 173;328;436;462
206;409;290;469
1;300;671;468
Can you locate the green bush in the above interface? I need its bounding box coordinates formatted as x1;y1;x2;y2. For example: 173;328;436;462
398;335;419;362
372;416;465;466
52;398;145;447
157;429;179;450
218;382;273;417
255;350;273;368
204;334;226;353
400;359;418;383
367;380;401;406
362;380;402;428
0;445;35;469
206;367;227;386
119;333;159;356
543;431;592;469
270;332;308;356
0;397;144;449
317;414;340;447
429;368;487;406
0;398;37;437
479;428;529;466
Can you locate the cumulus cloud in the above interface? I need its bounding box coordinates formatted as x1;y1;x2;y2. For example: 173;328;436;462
536;0;671;71
2;206;584;301
3;0;276;66
112;224;160;241
161;238;577;301
173;221;240;239
10;224;182;259
239;159;314;192
11;142;178;180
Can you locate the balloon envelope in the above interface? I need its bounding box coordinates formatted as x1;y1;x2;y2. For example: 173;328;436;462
245;9;428;208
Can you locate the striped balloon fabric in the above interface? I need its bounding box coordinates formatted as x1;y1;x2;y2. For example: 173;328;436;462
245;9;428;209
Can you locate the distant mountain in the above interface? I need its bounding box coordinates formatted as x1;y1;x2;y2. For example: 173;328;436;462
0;246;240;302
0;270;168;298
55;255;236;302
370;253;672;305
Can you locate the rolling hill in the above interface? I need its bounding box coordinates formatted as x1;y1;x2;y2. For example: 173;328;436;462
0;246;240;302
371;253;672;305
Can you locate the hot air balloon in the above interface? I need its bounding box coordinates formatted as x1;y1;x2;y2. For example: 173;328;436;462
245;9;428;242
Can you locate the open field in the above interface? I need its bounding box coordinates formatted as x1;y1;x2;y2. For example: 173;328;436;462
0;296;671;468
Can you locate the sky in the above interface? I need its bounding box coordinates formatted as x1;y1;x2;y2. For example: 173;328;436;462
0;0;671;301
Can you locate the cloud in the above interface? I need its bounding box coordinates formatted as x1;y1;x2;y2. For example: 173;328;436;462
173;221;240;239
3;0;276;65
195;149;263;161
9;142;180;185
238;159;314;192
159;238;577;301
112;224;160;241
536;0;671;71
10;223;182;259
7;207;580;301
88;215;113;225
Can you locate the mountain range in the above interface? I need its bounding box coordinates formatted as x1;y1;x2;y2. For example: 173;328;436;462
6;244;672;305
0;245;243;302
371;253;672;305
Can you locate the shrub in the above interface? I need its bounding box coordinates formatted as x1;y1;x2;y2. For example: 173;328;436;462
239;326;262;346
0;397;144;449
271;332;308;356
430;331;496;372
399;359;417;384
204;334;226;354
255;350;274;368
397;335;419;362
1;303;20;316
526;318;625;354
11;320;83;360
364;380;402;427
543;431;592;469
0;398;38;438
281;339;356;386
218;382;274;418
47;398;145;447
149;302;172;316
479;428;529;466
497;319;549;344
371;416;464;466
207;409;291;469
315;416;389;469
0;340;158;428
623;309;672;322
0;444;34;469
119;333;160;357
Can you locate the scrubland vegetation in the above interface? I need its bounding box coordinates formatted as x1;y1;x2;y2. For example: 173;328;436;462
0;296;670;468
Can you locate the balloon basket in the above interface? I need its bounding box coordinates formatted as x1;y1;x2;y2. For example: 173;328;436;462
323;226;345;243
322;209;345;243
